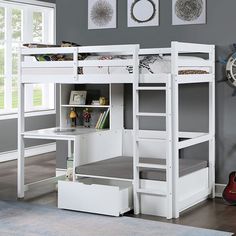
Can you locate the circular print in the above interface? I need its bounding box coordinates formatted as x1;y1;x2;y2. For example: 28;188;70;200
175;0;203;22
131;0;156;23
226;53;236;87
90;0;114;27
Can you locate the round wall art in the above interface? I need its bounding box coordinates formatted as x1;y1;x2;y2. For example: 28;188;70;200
88;0;117;29
128;0;159;27
172;0;206;25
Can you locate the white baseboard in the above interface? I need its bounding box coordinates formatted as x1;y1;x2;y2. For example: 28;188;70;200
0;143;56;163
56;168;66;177
215;183;226;198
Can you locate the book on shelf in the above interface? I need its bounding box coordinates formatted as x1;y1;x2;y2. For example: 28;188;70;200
95;108;110;129
100;108;110;129
95;113;103;129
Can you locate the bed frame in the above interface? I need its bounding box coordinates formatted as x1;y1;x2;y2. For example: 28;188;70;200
18;42;215;219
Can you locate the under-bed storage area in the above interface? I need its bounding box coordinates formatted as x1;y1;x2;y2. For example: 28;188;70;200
58;179;133;216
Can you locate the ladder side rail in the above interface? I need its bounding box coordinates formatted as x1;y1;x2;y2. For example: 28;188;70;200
171;42;180;218
209;45;216;198
166;75;173;219
17;47;25;198
132;45;140;215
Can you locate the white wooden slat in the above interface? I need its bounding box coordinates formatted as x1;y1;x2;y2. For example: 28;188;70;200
137;188;166;196
139;48;171;55
177;74;213;84
177;59;212;67
137;163;167;170
178;134;211;150
139;74;170;83
137;87;167;91
21;47;75;55
174;42;214;53
22;61;74;68
137;112;166;117
78;44;138;53
78;59;134;67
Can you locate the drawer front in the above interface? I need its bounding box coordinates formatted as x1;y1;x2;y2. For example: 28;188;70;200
58;180;132;216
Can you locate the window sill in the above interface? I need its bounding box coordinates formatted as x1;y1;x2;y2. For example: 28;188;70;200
0;109;56;121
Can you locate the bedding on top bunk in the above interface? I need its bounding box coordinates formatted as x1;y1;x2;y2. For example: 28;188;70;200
81;55;209;75
75;156;207;181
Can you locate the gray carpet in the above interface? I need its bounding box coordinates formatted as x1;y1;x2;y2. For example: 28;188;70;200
0;201;232;236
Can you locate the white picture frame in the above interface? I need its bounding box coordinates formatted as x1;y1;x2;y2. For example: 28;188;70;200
69;91;87;105
172;0;206;25
128;0;159;28
88;0;117;29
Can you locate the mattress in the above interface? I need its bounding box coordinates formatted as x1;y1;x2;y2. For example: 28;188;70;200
82;55;209;75
75;156;208;181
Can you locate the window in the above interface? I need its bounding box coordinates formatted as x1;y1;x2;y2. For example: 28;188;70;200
0;0;55;115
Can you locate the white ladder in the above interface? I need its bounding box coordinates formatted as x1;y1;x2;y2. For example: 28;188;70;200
132;75;173;219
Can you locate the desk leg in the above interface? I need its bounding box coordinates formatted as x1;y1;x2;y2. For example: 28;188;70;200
73;137;80;182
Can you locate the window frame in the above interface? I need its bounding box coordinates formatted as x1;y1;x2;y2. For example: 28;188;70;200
0;0;56;118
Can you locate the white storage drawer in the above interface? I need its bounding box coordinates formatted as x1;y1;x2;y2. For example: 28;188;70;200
58;179;133;216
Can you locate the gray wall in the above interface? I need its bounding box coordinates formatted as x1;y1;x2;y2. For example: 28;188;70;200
56;0;236;184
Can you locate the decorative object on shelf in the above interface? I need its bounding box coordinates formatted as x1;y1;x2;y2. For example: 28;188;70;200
223;172;236;205
128;0;159;27
88;0;117;29
69;108;79;127
172;0;206;25
83;108;92;127
69;91;87;105
99;96;106;105
91;100;100;106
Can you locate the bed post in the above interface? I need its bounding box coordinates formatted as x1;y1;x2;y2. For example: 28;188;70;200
133;44;140;215
209;45;216;198
171;41;180;218
18;46;25;199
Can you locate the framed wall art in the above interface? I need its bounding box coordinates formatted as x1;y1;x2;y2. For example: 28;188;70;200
88;0;117;29
172;0;206;25
128;0;159;28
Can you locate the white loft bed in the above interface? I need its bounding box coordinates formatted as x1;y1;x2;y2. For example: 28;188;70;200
18;42;215;219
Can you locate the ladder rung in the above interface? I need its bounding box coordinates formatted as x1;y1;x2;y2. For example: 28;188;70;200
137;112;166;117
137;87;167;91
137;188;166;196
137;163;167;170
137;137;166;142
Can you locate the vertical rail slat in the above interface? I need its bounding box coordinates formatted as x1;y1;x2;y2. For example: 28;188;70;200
133;45;140;215
209;45;216;198
171;42;180;218
17;47;25;198
166;75;173;219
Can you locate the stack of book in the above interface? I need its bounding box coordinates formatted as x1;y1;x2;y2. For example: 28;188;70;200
95;108;110;129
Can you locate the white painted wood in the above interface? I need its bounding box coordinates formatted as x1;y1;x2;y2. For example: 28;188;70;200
177;74;213;84
171;41;180;218
209;45;216;198
178;168;209;211
166;75;173;219
110;84;124;130
137;112;166;117
178;134;211;150
18;42;215;219
0;143;56;163
132;44;140;215
18;47;25;199
58;179;133;217
139;48;171;55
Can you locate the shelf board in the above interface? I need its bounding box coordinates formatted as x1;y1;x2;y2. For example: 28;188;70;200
61;104;110;108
